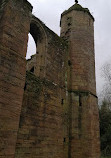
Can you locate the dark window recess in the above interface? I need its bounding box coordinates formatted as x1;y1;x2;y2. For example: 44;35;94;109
68;60;71;66
24;83;27;91
64;138;66;142
68;23;71;26
61;99;64;105
65;29;71;35
67;17;72;26
79;95;82;106
30;66;34;73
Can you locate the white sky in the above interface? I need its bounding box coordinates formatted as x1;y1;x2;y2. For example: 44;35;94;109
27;0;111;95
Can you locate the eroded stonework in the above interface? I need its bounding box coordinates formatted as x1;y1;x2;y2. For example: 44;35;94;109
0;0;100;158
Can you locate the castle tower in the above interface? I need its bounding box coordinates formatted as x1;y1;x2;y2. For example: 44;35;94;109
60;3;100;158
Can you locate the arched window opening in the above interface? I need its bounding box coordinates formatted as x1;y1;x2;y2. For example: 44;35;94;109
26;19;47;78
26;33;36;60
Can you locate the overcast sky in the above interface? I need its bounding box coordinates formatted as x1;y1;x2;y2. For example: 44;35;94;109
27;0;111;95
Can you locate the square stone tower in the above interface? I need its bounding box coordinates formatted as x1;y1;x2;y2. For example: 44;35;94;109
60;3;100;158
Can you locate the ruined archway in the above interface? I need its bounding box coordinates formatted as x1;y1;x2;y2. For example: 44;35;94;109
26;33;36;60
26;16;48;78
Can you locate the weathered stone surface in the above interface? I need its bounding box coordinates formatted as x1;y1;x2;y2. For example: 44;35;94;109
60;3;100;158
26;15;68;87
0;1;100;158
0;0;32;157
15;72;66;158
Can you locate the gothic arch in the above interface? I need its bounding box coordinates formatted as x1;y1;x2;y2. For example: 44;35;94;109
27;15;48;78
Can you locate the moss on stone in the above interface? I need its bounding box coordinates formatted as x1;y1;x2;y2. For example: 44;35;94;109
25;71;43;95
25;71;58;95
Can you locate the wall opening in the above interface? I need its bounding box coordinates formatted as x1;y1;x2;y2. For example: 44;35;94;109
64;138;66;143
26;19;47;78
61;99;64;105
24;83;27;91
68;60;71;66
26;33;36;60
30;66;34;73
79;95;82;107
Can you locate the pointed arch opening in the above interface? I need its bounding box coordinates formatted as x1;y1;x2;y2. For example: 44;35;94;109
26;17;48;78
26;33;36;60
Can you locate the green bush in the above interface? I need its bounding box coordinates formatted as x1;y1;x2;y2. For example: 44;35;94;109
99;100;111;157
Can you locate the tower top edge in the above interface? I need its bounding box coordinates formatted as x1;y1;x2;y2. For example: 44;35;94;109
61;3;94;21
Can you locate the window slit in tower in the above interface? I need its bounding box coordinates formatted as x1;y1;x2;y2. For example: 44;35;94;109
61;99;64;105
68;60;71;66
30;66;34;73
79;94;82;107
24;83;27;91
78;94;82;138
67;17;72;27
64;138;66;143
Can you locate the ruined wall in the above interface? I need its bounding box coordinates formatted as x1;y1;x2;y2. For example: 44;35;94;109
0;1;100;158
15;23;68;157
15;72;65;158
26;55;36;73
0;0;32;157
26;16;68;86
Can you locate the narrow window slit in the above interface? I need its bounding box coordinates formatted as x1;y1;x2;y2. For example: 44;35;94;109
61;99;64;105
79;94;82;106
64;138;66;142
68;60;71;66
30;66;34;73
24;83;27;91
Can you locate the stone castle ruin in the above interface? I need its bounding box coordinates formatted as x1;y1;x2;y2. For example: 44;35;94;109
0;0;100;157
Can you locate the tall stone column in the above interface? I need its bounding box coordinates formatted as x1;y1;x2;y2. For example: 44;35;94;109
0;0;32;157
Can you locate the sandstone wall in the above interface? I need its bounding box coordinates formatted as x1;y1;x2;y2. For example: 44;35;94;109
15;72;66;158
26;55;36;73
61;10;96;94
26;16;68;86
15;23;68;157
60;5;100;158
0;0;32;157
0;1;100;158
68;92;100;158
